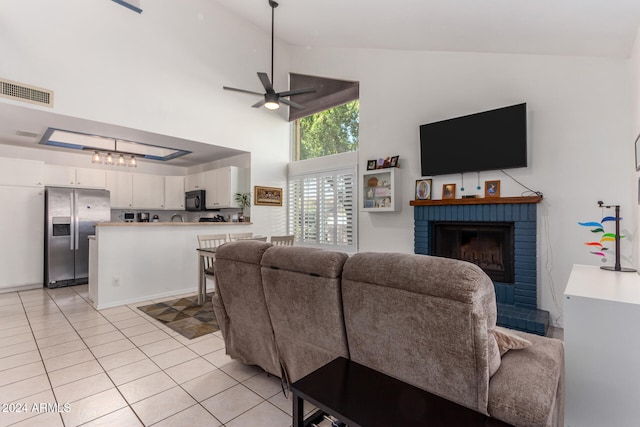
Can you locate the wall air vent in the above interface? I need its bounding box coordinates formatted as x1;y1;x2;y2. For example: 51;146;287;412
0;78;54;107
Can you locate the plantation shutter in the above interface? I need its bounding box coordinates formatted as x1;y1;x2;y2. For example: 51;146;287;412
288;167;356;250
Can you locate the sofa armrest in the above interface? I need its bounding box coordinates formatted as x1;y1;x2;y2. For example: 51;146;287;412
488;331;564;427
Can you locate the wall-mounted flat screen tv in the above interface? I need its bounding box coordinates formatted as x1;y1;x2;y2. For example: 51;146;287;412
420;103;527;176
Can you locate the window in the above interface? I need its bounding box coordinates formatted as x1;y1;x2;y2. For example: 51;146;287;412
288;167;356;251
295;100;359;161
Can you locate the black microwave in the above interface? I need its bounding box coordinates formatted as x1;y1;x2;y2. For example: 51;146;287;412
185;190;206;211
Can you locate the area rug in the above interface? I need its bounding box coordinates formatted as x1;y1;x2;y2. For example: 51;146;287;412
137;292;219;340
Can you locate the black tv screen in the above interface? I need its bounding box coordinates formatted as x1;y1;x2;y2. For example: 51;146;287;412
420;103;527;176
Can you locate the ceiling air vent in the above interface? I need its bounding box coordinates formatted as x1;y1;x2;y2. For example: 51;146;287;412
0;78;53;107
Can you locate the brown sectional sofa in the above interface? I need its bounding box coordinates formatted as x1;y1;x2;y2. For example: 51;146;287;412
212;240;564;427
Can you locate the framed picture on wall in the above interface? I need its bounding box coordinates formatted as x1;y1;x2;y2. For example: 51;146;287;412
484;180;501;198
442;183;456;199
254;186;283;206
415;179;432;200
367;159;377;170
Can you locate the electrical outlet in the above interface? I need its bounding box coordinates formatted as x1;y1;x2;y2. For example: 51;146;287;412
112;276;120;286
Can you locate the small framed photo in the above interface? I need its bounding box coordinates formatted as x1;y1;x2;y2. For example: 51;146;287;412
389;155;399;168
442;183;456;199
364;199;375;209
415;179;432;200
484;180;501;198
635;133;640;171
367;159;377;170
254;186;283;206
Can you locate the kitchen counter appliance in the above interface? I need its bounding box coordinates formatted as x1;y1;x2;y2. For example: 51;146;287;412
45;187;110;288
186;190;206;211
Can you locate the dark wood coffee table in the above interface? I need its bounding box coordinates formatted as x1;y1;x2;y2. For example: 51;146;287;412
290;357;512;427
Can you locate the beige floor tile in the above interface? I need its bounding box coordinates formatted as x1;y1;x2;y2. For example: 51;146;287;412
34;330;80;349
0;325;31;339
165;357;216;384
70;316;112;331
181;368;238;402
202;348;234;368
186;335;225;356
131;386;197;426
100;310;142;323
0;317;29;330
43;348;95;372
39;339;87;360
201;384;264;423
0;389;57;426
225;401;291;427
129;329;171;347
118;371;177;404
97;348;148;371
83;330;127;348
81;406;143;427
76;323;118;339
61;388;127;426
48;359;105;388
107;357;161;386
0;374;51;402
112;316;151;330
0;350;42;371
152;403;222;427
90;338;136;358
0;332;34;349
31;323;75;338
119;322;161;338
53;372;115;403
219;360;263;382
151;346;199;370
0;339;37;358
242;372;284;399
268;391;318;417
139;337;183;357
9;411;65;427
0;361;45;387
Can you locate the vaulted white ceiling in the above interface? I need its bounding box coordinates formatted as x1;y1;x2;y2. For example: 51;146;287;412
216;0;640;58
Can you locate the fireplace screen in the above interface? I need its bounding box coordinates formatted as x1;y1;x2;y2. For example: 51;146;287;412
431;222;514;283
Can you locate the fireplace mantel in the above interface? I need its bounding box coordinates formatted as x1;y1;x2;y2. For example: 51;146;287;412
410;195;542;207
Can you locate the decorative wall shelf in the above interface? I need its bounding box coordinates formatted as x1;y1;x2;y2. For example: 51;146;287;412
410;195;542;207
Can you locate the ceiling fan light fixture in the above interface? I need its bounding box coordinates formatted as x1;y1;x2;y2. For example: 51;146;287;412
264;93;280;110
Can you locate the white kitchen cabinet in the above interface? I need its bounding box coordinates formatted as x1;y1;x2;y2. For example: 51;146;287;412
0;157;44;187
185;172;205;191
44;165;106;189
564;264;640;427
132;174;165;209
105;171;133;208
204;166;243;209
164;176;185;210
0;186;44;289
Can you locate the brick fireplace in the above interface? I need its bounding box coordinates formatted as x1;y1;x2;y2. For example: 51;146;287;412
412;196;548;335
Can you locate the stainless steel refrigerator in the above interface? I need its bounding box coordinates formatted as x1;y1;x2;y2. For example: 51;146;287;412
45;187;110;288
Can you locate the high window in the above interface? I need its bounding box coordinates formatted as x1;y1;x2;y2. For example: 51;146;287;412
287;74;359;249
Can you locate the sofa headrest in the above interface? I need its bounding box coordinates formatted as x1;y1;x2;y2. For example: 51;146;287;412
215;240;272;264
343;252;493;304
262;246;348;278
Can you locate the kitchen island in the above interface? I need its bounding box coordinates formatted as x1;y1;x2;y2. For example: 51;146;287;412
89;222;256;309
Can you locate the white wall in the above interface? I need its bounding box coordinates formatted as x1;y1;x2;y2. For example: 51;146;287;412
291;47;634;326
0;0;291;235
631;26;640;269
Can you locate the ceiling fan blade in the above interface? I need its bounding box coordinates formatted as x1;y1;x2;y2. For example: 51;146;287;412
252;99;266;108
279;98;305;110
223;86;264;96
257;72;274;92
278;87;316;97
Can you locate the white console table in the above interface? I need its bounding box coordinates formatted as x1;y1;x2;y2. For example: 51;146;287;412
564;264;640;427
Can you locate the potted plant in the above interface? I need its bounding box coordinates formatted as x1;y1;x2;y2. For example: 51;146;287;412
234;192;251;222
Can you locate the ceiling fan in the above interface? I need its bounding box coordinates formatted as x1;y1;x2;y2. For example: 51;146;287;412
223;0;315;110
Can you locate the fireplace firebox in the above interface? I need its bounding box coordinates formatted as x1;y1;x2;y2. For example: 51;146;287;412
431;222;514;284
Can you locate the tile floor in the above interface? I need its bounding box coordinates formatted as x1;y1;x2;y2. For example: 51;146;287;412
0;285;321;427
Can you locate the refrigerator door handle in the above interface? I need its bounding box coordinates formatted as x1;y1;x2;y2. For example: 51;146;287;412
69;191;75;250
74;191;80;250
